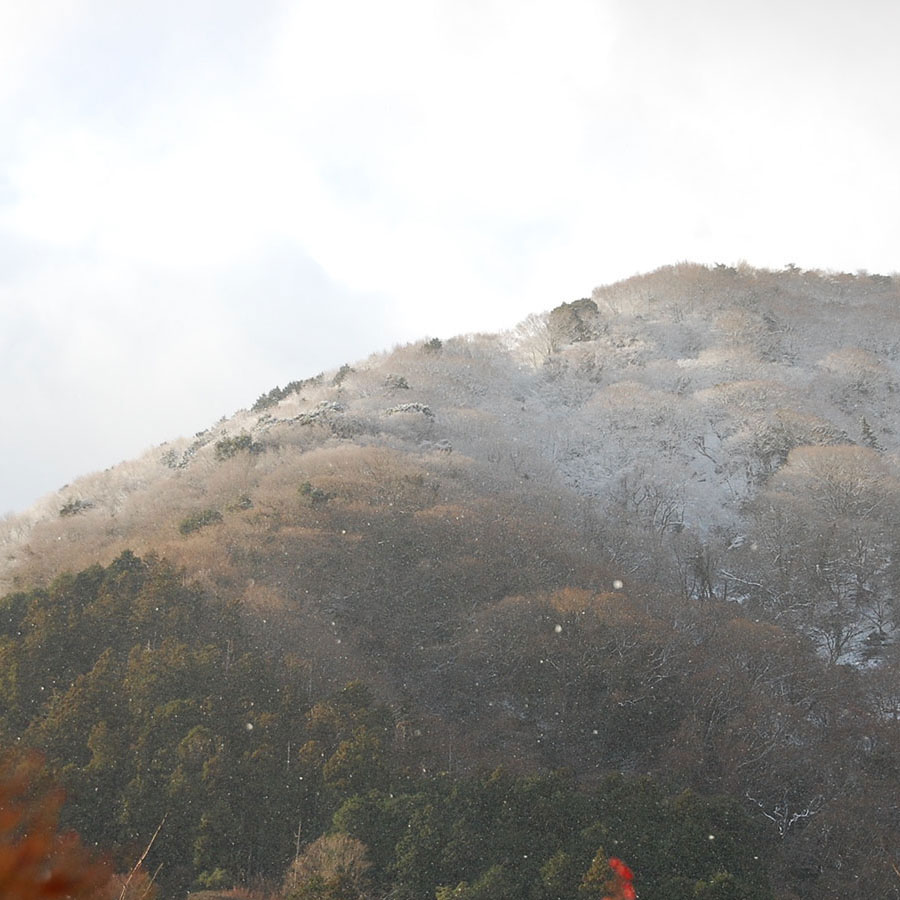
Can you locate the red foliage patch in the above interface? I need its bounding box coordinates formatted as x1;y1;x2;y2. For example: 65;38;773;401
0;753;111;899
605;856;636;900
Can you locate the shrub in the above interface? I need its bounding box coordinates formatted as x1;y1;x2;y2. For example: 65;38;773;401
299;482;332;507
251;391;279;412
226;494;253;512
332;364;354;386
385;402;433;418
59;498;94;517
178;509;223;535
284;834;371;900
195;867;231;890
214;434;264;461
385;374;410;390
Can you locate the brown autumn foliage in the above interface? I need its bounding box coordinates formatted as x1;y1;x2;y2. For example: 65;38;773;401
0;752;111;899
283;833;372;900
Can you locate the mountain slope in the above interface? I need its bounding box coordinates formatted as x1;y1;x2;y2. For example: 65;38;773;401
2;262;900;896
4;263;900;662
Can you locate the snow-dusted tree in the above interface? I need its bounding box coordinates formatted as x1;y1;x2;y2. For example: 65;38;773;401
726;408;847;485
740;445;900;662
818;347;896;397
512;312;558;368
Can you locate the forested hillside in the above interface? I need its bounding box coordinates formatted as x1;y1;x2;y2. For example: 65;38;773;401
2;263;900;898
1;553;776;898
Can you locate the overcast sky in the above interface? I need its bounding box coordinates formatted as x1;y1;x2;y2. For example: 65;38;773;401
2;0;899;515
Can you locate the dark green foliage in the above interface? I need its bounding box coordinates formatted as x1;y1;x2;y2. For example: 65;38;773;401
253;388;285;412
251;377;321;412
538;849;583;899
860;416;882;450
322;726;389;794
0;591;28;637
436;863;519;900
384;373;410;390
579;849;615;899
332;769;771;900
0;555;777;899
0;555;405;895
178;508;223;534
59;498;94;517
213;432;264;460
424;337;443;352
332;364;354;386
331;792;418;891
299;481;332;507
0;555;307;893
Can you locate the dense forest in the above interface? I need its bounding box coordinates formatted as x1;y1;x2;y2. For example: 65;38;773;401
3;553;774;898
3;264;900;898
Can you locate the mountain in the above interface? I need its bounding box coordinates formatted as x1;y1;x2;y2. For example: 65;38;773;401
5;263;899;661
2;262;900;898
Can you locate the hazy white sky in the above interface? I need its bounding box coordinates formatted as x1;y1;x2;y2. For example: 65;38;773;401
2;0;899;514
